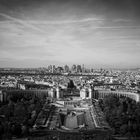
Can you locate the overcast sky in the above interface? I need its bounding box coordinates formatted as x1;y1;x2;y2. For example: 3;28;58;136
0;0;140;68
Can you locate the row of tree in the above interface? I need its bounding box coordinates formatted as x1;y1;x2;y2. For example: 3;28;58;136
99;95;140;137
0;92;46;139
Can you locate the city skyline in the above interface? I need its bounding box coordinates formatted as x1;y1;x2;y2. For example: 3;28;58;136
0;0;140;68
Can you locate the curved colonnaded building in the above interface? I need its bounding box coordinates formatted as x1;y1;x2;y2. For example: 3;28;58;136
0;87;140;140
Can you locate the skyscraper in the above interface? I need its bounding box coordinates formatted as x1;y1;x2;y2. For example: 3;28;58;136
64;65;69;73
71;64;77;73
77;65;82;73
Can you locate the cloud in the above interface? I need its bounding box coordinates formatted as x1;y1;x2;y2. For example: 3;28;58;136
23;18;103;25
0;0;140;68
0;13;48;34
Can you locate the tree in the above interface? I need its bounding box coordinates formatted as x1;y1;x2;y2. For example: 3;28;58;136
14;102;27;124
67;80;75;89
10;123;22;137
0;121;4;138
99;94;140;136
120;124;128;135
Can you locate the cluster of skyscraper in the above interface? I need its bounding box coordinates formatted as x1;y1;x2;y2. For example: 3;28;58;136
47;64;92;73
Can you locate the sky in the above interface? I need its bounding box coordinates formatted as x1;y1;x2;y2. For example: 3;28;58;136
0;0;140;68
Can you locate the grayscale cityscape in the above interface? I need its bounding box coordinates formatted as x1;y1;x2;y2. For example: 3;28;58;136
0;0;140;140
